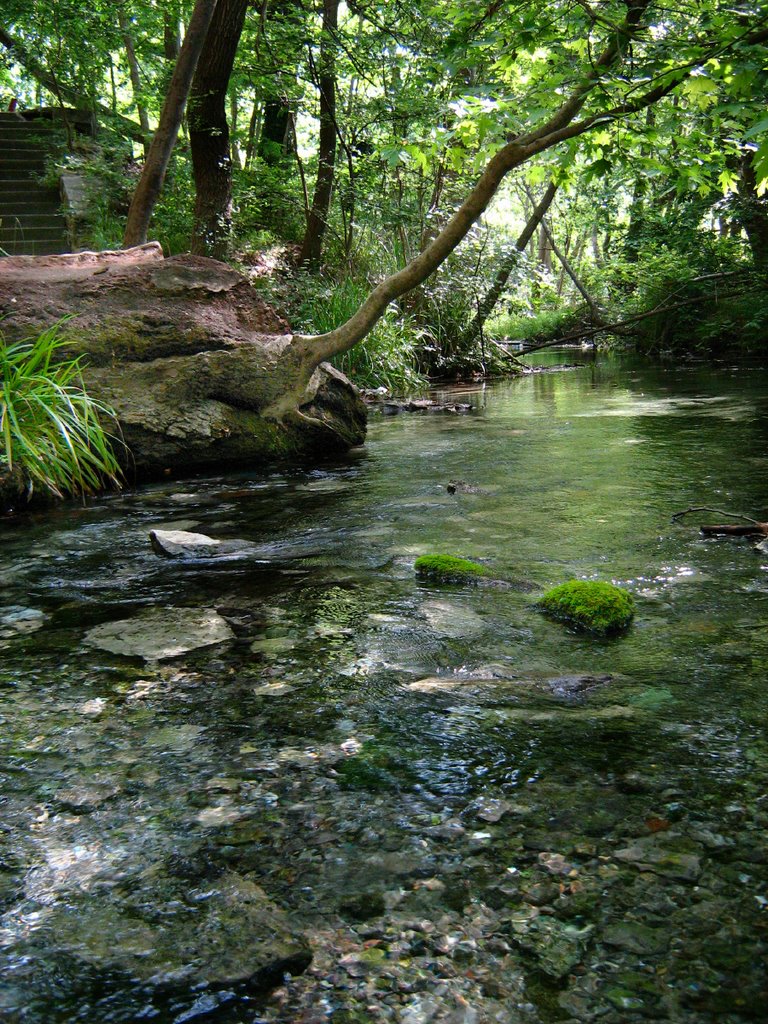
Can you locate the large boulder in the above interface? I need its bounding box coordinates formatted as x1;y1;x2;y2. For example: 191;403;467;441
0;245;366;480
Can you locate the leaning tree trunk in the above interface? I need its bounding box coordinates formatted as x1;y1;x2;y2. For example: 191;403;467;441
263;1;662;420
464;182;558;345
539;217;604;324
298;0;339;267
189;0;249;259
123;0;220;248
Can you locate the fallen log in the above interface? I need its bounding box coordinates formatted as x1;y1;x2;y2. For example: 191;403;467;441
671;507;768;538
699;524;768;537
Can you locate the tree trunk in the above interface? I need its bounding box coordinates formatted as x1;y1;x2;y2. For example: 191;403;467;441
244;95;261;167
188;0;249;259
298;0;339;267
464;182;558;343
257;99;293;163
118;10;152;154
123;0;220;249
737;149;768;276
540;218;604;323
164;5;181;62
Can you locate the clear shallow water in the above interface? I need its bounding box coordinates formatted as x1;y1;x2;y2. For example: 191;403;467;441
1;354;767;1023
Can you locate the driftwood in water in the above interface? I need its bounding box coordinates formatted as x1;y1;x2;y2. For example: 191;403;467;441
700;524;768;537
672;507;768;538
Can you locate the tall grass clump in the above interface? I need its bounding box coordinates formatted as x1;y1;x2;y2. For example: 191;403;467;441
295;277;428;395
1;320;123;498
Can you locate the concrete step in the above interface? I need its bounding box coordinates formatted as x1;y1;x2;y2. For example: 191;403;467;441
0;155;47;167
0;200;62;215
0;112;25;123
0;213;67;228
0;141;49;155
0;124;53;136
0;222;68;242
0;168;44;181
1;238;70;256
0;183;60;197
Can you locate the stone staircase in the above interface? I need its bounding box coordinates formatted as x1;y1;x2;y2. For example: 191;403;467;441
0;112;69;257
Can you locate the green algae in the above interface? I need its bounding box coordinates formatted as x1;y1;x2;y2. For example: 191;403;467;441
539;580;634;636
414;554;490;583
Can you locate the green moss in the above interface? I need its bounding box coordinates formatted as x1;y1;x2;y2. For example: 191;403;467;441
414;554;489;583
539;580;634;636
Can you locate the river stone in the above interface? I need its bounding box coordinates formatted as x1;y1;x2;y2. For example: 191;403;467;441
510;917;591;979
603;921;669;955
545;673;613;697
38;872;311;992
421;600;487;637
150;529;223;557
613;843;702;881
84;607;235;660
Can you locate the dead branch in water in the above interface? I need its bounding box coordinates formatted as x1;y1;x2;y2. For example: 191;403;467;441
671;507;760;525
672;507;768;537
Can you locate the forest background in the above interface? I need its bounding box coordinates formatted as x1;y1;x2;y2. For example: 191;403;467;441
1;0;767;393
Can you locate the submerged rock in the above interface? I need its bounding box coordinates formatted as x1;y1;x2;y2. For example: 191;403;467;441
84;607;235;660
37;872;311;993
421;600;487;637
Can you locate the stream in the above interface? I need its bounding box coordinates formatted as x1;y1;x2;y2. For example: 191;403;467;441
1;353;767;1023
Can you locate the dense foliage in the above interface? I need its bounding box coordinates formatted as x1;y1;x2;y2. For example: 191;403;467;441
2;0;767;385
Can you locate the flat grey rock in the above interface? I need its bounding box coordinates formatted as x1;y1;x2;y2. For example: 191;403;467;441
149;528;263;560
150;528;222;558
84;607;234;660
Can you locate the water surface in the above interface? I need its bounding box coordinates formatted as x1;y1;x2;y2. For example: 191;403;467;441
1;354;767;1022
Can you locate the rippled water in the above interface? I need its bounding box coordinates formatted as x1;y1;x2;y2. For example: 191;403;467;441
1;354;767;1023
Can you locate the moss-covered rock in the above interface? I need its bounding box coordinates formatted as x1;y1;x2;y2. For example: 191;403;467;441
0;249;366;482
539;580;634;636
414;554;490;583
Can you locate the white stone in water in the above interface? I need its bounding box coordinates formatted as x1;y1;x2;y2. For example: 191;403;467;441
84;607;234;660
421;600;487;637
149;529;221;558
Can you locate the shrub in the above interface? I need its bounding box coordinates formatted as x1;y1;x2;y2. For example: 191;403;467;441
414;554;490;583
294;276;428;394
0;320;123;498
539;580;634;636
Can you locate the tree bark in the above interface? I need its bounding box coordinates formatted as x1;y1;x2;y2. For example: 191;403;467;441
464;182;558;344
737;149;768;276
123;0;220;248
298;0;339;267
188;0;249;259
258;99;293;163
118;10;152;154
164;5;182;62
